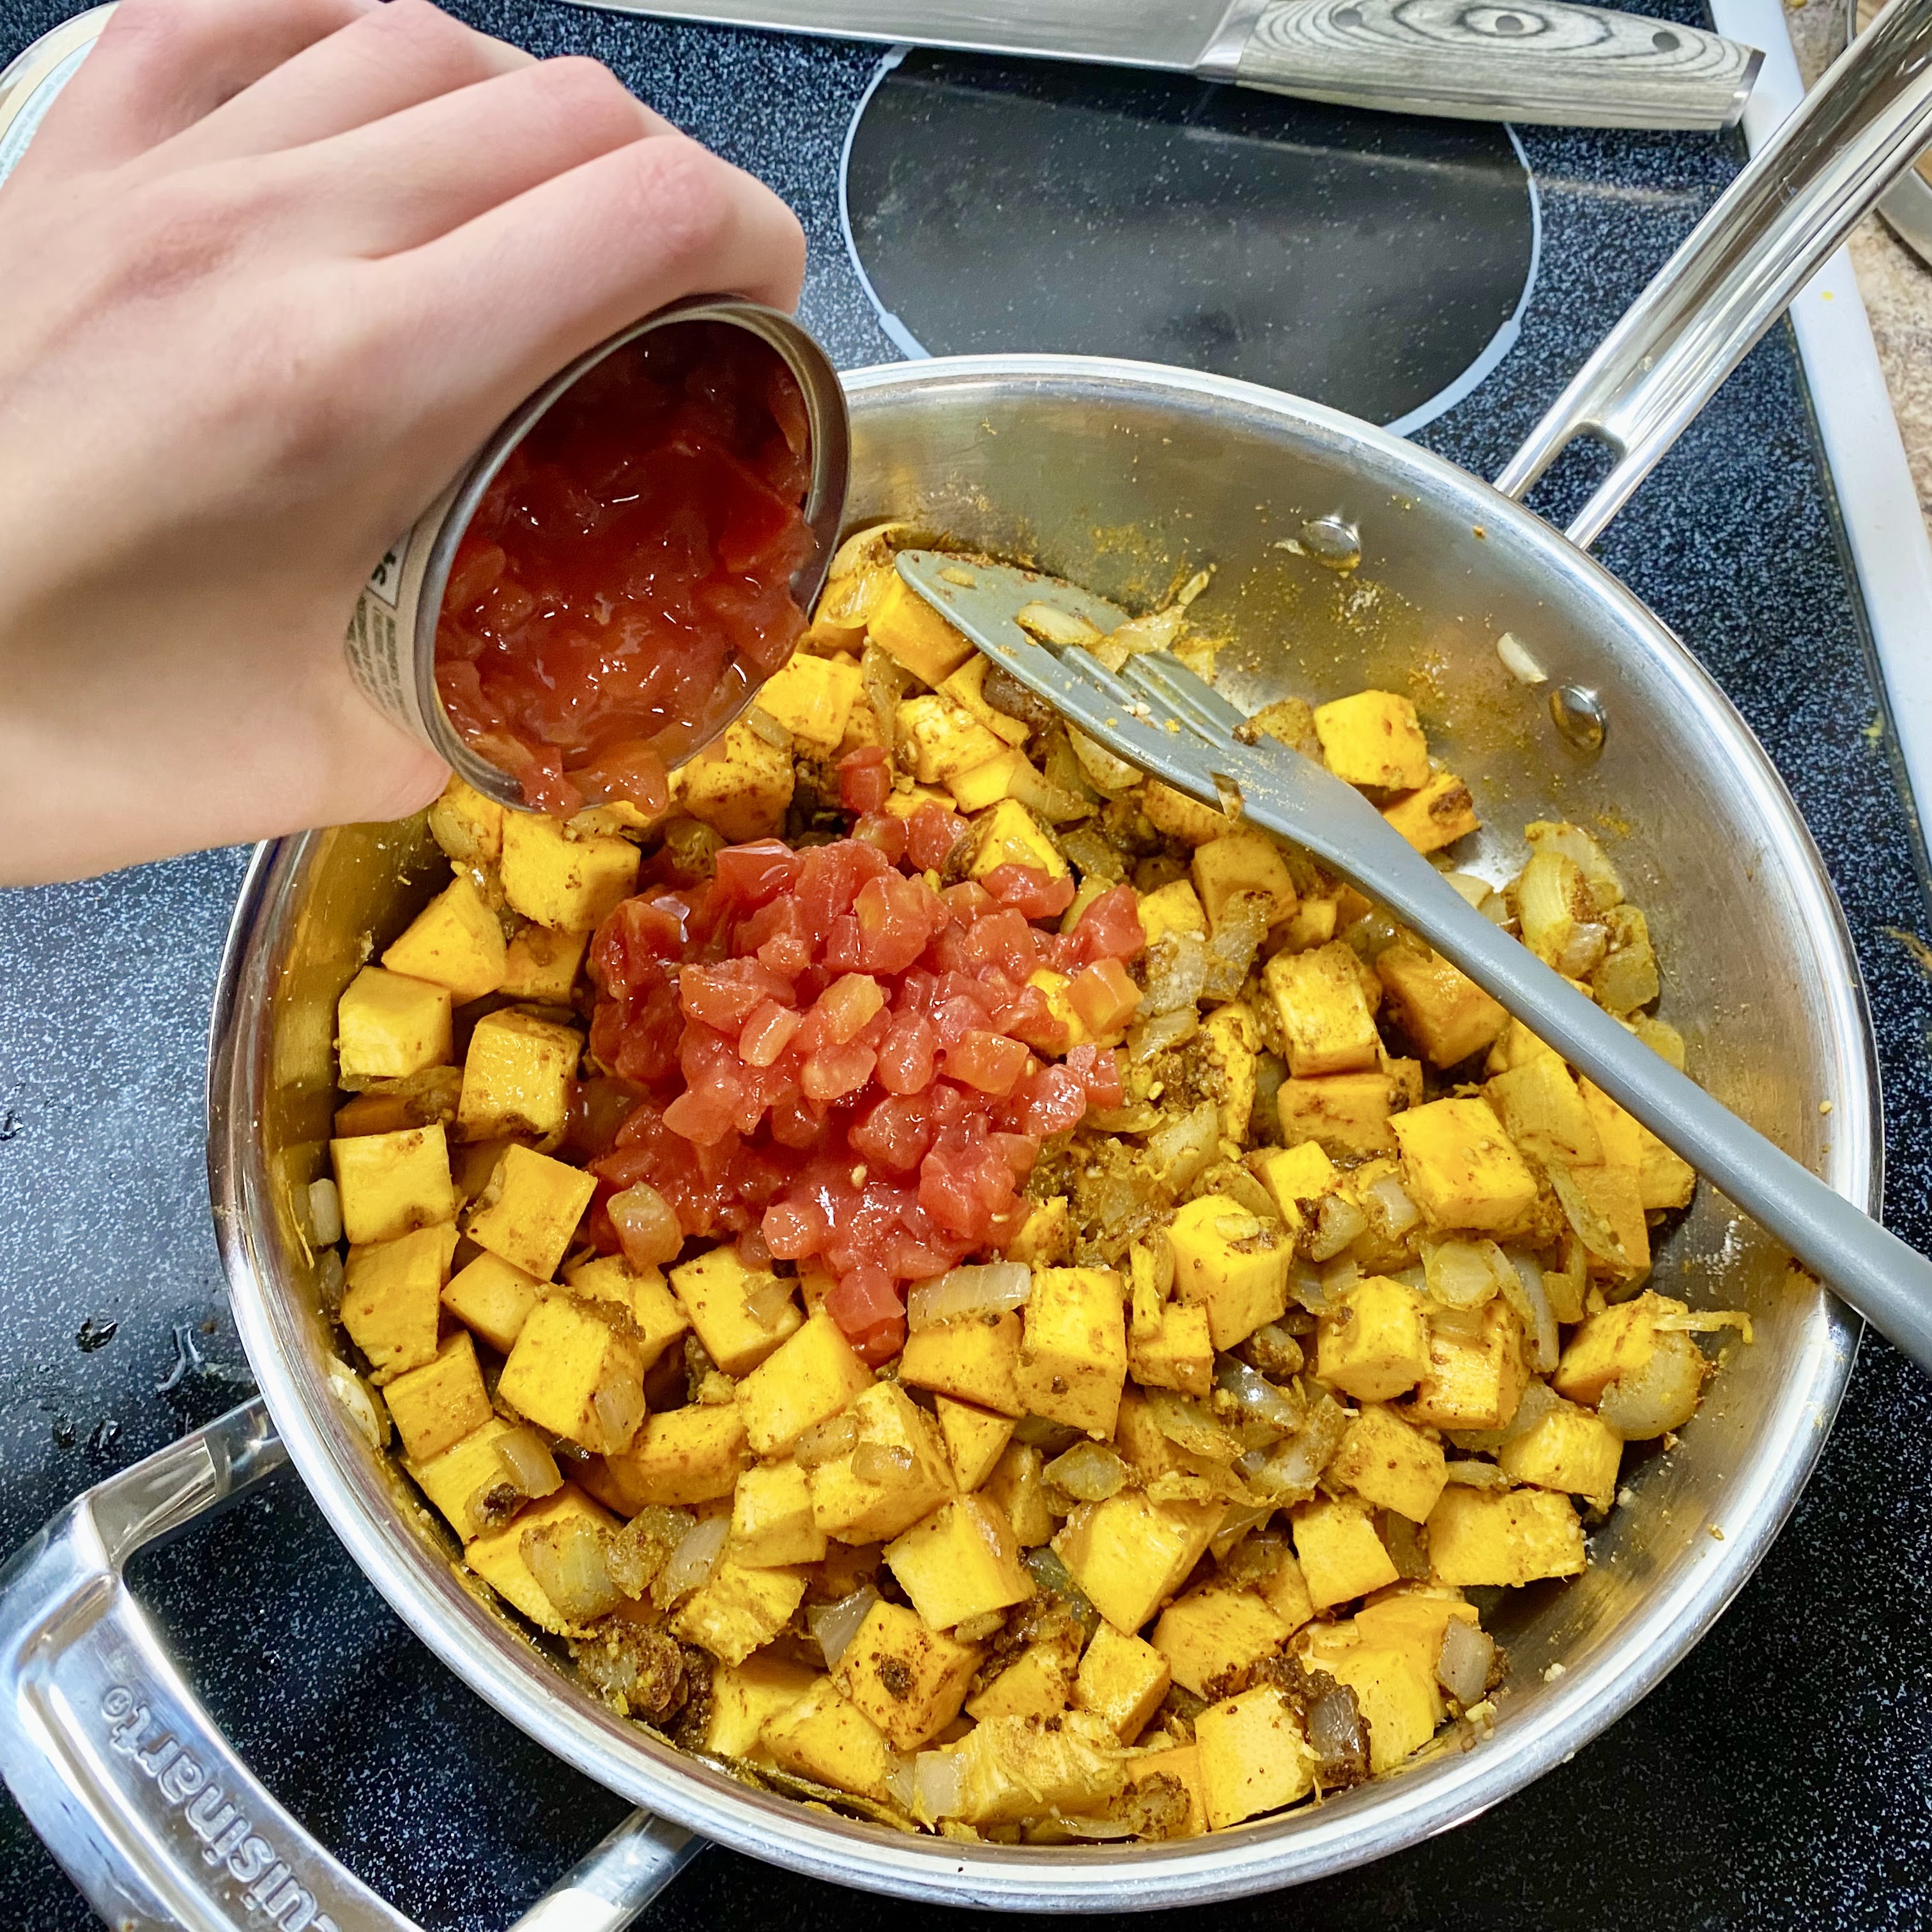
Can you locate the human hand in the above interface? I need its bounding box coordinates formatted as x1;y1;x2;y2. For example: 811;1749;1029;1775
0;0;806;884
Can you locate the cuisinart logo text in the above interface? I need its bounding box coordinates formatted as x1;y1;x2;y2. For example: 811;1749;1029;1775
100;1685;342;1931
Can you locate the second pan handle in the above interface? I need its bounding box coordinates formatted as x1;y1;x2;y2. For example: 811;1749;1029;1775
1493;0;1932;547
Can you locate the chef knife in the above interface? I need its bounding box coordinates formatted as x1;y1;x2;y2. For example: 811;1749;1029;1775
573;0;1762;129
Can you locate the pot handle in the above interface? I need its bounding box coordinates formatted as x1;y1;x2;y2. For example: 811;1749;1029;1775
1492;0;1932;549
0;1400;700;1932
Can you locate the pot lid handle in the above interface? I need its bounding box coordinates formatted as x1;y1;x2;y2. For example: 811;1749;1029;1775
1493;0;1932;549
0;1400;700;1932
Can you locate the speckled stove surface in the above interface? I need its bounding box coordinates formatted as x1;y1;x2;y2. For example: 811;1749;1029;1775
3;1;1931;1926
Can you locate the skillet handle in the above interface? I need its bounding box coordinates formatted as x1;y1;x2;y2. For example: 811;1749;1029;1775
0;1400;699;1932
1492;0;1932;548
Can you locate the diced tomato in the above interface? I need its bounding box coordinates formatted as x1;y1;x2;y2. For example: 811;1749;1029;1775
876;1009;940;1094
980;863;1077;921
940;880;995;923
823;1263;906;1365
1066;1042;1127;1110
801;1041;877;1102
906;802;967;873
945;1029;1031;1097
852;811;908;864
1066;956;1141;1034
714;838;801;908
1071;883;1147;963
680;956;794;1029
739;997;802;1068
838;744;892;815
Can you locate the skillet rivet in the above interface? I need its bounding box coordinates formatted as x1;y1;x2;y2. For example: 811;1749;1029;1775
1550;684;1607;754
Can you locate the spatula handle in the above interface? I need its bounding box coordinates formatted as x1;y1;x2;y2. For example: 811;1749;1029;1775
1200;0;1760;129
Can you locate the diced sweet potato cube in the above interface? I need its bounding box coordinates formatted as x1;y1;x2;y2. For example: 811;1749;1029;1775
671;719;795;843
429;774;503;868
900;1311;1025;1418
1015;1268;1127;1438
1315;1276;1432;1403
1291;1496;1399;1609
1305;1630;1440;1772
1137;879;1208;941
498;1295;645;1455
1552;1292;1678;1404
670;1245;803;1379
1250;1140;1338;1229
885;1493;1033;1629
1427;1485;1586;1586
808;1382;954;1543
1128;1300;1215;1399
500;813;640;933
1006;1195;1070;1266
1312;690;1430;790
603;1403;749;1506
730;1459;828;1568
1052;1491;1223;1634
500;923;590;1003
1263;941;1381;1078
866;572;976;684
331;1125;456;1248
1381;771;1480;853
735;1308;875;1457
837;1600;982;1749
1258;1549;1315;1632
1391;1096;1538;1233
1139;778;1232;847
1201;1002;1259;1142
406;1415;518;1535
381;874;507;1006
942;1712;1129;1826
1485;1057;1602;1167
1277;1071;1399;1156
1073;1623;1171;1743
1376;942;1508;1068
970;798;1068;882
898;693;1005;783
1328;1402;1448;1522
464;1143;595;1280
1168;1196;1290;1353
440;1248;540;1354
456;1009;582;1147
1196;1685;1315;1828
337;967;453;1082
1496;1400;1623;1509
757;650;864;749
1570;1165;1652;1278
673;1560;808;1666
1151;1587;1290;1699
760;1677;895;1801
707;1654;818;1761
982;1441;1054;1547
463;1483;615;1634
385;1330;492;1462
1192;832;1297;929
341;1221;457;1382
562;1254;690;1368
964;1643;1077;1723
934;1396;1016;1492
939;654;1031;746
1406;1301;1529;1431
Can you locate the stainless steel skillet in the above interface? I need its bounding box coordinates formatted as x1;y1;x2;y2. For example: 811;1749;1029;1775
0;6;1926;1929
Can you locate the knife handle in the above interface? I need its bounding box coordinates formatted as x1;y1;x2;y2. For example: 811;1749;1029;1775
1200;0;1761;129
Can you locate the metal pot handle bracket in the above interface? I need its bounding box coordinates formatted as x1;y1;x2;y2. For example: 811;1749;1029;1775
0;1399;698;1932
1495;0;1932;548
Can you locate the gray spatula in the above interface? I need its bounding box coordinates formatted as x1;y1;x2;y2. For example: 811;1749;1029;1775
893;548;1932;1377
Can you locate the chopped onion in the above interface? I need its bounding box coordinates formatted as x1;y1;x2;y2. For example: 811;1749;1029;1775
1448;1376;1562;1453
808;1583;880;1668
1247;1393;1347;1501
884;1753;917;1811
1441;1459;1513;1489
1364;1172;1420;1237
1213;1355;1302;1445
316;1248;346;1317
522;1515;625;1622
307;1178;343;1248
1285;1259;1328;1315
1307;1194;1367;1263
1142;933;1209;1015
654;1512;729;1608
606;1506;692;1597
1128;1008;1200;1062
1305;1682;1369;1786
326;1358;385;1450
1015;599;1106;647
793;1412;858;1468
1653;1306;1755;1346
1496;631;1547;685
1499;1246;1560;1372
907;1262;1032;1331
1200;895;1270;1002
589;1379;646;1455
742;705;793;751
862;643;912;747
1141;1386;1244;1464
494;1425;562;1501
1045;1440;1130;1501
744;1279;796;1330
913;1749;964;1821
608;1181;684;1270
854;1441;917;1485
1209;1503;1275;1563
1597;1331;1706;1438
1547;1167;1629;1268
1146;1101;1220;1193
1318;1254;1361;1299
1422;1239;1504;1310
1438;1616;1494;1706
1008;757;1095;825
1059;825;1124;881
1065;724;1142;796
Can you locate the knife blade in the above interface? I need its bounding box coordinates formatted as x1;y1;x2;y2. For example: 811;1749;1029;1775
573;0;1762;129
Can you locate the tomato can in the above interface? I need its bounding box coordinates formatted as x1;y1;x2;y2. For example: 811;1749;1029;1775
0;5;112;182
344;296;850;809
1;11;850;812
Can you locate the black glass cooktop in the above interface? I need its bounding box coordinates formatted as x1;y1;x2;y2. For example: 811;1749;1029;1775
3;0;1931;1926
843;49;1536;432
